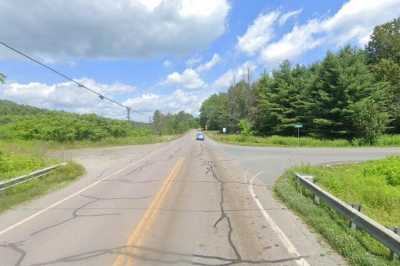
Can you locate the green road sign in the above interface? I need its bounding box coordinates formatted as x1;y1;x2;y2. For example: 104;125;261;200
294;124;303;128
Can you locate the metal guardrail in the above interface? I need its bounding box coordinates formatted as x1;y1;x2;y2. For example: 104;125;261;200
295;173;400;260
0;163;67;192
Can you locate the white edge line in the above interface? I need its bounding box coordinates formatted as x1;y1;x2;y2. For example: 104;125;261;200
248;171;311;266
0;142;174;237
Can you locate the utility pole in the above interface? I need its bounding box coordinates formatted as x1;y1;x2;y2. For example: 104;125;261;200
247;67;251;88
126;107;131;122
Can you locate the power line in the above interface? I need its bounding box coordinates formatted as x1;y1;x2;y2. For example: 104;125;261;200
0;41;134;120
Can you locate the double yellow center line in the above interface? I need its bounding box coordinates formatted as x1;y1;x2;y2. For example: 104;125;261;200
112;158;185;266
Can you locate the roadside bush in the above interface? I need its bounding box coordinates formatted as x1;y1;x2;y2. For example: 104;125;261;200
364;156;400;186
351;98;389;144
238;119;253;136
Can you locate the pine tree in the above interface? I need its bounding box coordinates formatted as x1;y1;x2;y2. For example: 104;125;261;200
309;47;375;139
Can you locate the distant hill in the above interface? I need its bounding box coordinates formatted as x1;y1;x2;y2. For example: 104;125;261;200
0;99;151;142
0;99;47;116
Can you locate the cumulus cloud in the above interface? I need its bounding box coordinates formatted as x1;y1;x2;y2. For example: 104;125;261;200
321;0;400;46
239;0;400;66
123;89;205;119
165;68;206;90
261;20;322;65
0;78;205;120
0;79;136;119
0;0;230;60
213;61;257;89
196;54;221;72
186;56;203;67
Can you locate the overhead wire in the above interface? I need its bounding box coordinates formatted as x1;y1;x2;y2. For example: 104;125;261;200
0;41;139;119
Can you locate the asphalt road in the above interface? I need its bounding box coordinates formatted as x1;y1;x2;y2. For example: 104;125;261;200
0;132;399;266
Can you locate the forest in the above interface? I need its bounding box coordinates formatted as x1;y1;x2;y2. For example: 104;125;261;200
200;18;400;144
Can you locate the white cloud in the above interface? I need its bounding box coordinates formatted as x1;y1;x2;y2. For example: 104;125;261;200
165;68;206;90
0;79;205;121
186;56;203;67
213;61;257;89
239;0;400;66
321;0;400;46
124;89;204;118
0;79;136;119
278;9;302;25
0;0;230;60
196;54;221;72
261;20;322;65
237;11;280;55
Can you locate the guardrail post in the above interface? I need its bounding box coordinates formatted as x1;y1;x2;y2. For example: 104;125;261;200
296;173;400;259
306;176;321;205
314;194;320;205
349;204;362;230
390;227;399;261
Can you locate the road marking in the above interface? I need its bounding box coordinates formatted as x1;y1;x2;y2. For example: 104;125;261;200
248;172;310;266
112;158;184;266
0;142;176;237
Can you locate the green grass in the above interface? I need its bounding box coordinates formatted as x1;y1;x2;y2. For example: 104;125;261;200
0;141;56;181
0;162;85;213
274;157;400;266
207;132;400;147
299;157;400;226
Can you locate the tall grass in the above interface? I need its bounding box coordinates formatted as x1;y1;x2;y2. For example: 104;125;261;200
0;162;84;213
298;157;400;226
274;157;400;266
208;132;400;147
0;140;55;181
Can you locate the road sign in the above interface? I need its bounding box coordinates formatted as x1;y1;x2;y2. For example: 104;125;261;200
293;124;303;146
294;124;303;128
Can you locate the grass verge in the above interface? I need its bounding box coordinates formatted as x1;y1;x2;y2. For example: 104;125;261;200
207;132;400;147
0;162;85;214
274;164;400;266
44;134;179;150
0;141;56;181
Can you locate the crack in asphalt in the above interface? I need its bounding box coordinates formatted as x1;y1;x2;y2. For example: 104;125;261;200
25;244;304;266
0;141;306;266
0;241;26;266
30;194;150;237
206;160;242;261
123;160;154;177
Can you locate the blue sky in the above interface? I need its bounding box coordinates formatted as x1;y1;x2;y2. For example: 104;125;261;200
0;0;399;121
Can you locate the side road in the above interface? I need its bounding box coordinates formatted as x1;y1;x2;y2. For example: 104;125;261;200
209;138;400;266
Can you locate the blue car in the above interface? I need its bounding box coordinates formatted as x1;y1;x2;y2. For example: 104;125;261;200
196;132;205;141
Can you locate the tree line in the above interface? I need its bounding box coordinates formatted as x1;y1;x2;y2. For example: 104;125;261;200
152;110;198;135
0;100;197;142
200;18;400;144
